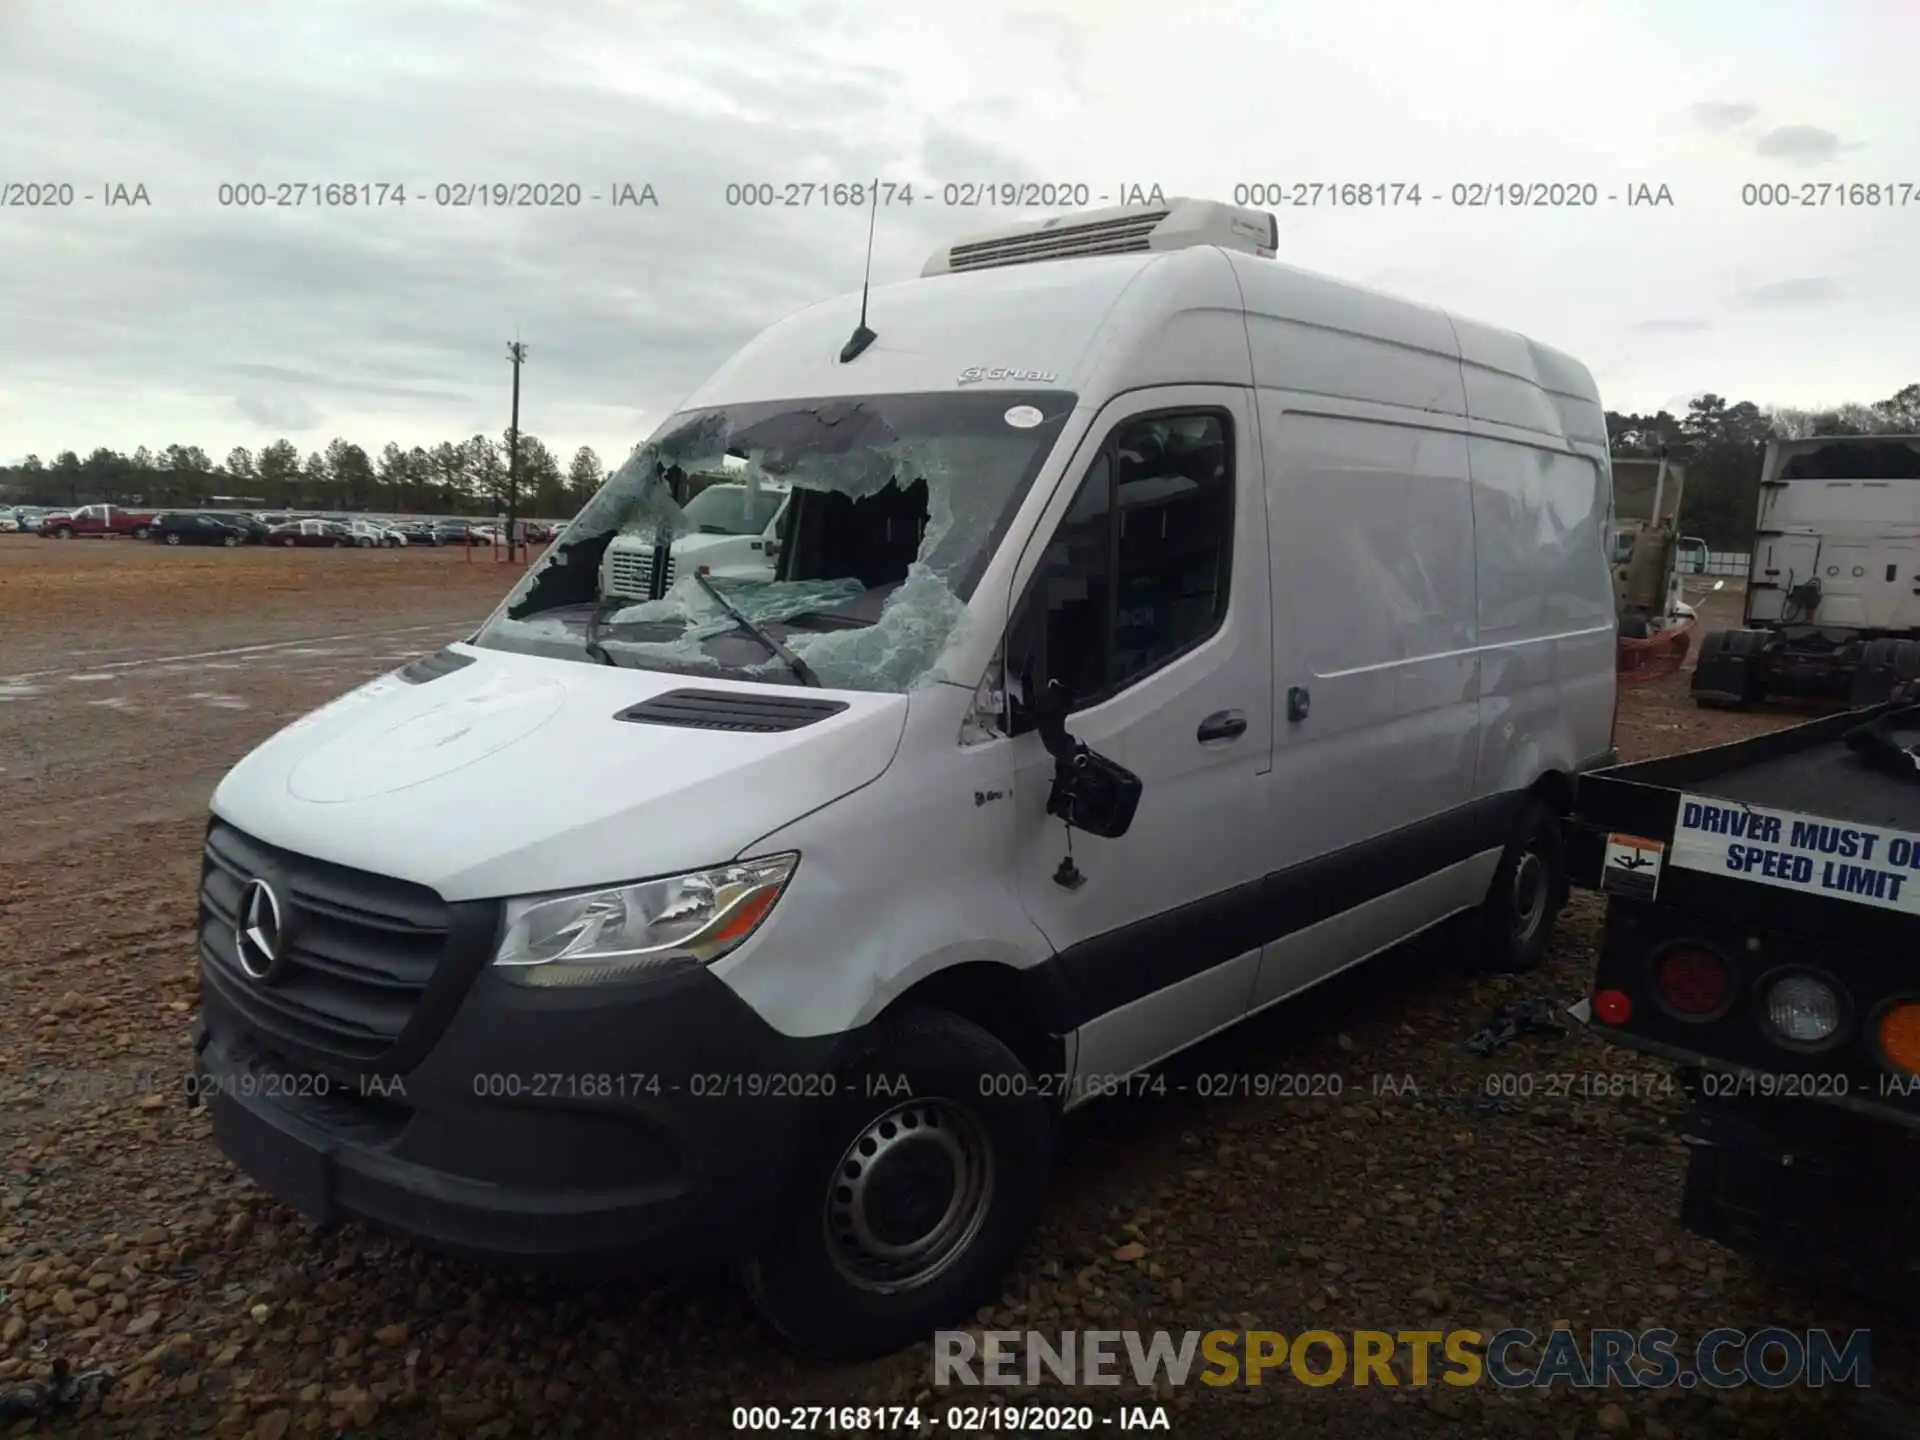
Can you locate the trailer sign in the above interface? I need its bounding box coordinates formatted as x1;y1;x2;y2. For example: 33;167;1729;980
1601;834;1665;900
1670;794;1920;916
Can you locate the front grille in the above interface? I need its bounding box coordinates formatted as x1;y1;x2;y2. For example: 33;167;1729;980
199;822;454;1065
605;548;676;600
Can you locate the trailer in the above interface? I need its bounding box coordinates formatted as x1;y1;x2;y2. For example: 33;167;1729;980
1563;698;1920;1297
1693;435;1920;708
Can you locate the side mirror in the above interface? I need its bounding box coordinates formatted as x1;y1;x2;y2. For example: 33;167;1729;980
1048;747;1143;839
1029;673;1143;840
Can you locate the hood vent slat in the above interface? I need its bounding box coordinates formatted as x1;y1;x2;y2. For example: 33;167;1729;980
614;689;850;733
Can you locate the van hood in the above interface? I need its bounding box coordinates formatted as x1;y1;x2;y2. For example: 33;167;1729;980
209;644;909;900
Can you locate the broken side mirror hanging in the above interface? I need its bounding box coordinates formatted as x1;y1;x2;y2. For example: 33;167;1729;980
1030;674;1144;889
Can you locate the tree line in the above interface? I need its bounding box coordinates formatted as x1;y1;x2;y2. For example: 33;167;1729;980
2;379;1916;544
0;432;612;520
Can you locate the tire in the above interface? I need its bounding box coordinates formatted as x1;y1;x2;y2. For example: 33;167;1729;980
164;532;182;545
54;525;73;539
741;1006;1055;1361
333;539;346;548
1475;797;1568;973
223;534;239;547
131;526;149;540
281;537;297;547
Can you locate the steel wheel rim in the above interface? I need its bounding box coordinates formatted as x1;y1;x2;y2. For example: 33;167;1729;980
1511;849;1548;940
823;1097;994;1294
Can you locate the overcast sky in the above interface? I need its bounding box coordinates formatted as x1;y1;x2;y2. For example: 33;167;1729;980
2;0;1913;467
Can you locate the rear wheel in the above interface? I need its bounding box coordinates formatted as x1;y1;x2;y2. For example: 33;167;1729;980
741;1007;1054;1360
1476;797;1568;973
54;525;73;539
222;533;239;547
164;532;182;546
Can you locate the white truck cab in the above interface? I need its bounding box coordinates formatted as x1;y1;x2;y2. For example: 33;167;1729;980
599;475;791;599
1693;435;1920;706
193;198;1618;1359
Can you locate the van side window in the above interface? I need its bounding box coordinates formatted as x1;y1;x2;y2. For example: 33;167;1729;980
1009;412;1233;723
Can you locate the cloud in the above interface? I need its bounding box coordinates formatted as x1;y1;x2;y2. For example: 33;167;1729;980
1688;101;1757;131
227;364;470;404
0;0;1914;453
1754;125;1845;165
1738;277;1842;308
234;391;322;431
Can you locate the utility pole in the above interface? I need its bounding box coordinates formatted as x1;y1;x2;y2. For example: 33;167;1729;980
505;340;527;563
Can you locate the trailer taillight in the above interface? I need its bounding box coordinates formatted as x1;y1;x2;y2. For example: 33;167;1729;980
1652;945;1732;1020
1594;989;1632;1024
1877;1003;1920;1075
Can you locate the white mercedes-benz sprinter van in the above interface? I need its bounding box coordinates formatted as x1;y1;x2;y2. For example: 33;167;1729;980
193;199;1618;1359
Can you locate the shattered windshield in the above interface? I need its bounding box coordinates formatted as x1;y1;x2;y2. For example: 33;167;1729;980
473;390;1077;692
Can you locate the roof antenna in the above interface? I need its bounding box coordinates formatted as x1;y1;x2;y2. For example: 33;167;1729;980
838;186;880;363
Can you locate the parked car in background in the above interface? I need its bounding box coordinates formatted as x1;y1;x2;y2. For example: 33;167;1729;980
152;512;244;547
267;519;353;548
0;510;19;533
468;524;502;546
346;519;407;548
37;503;158;539
389;520;438;545
217;514;272;544
420;520;468;546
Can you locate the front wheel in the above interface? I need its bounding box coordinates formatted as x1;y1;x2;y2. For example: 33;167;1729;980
164;532;182;545
53;526;74;539
1475;797;1568;973
741;1007;1054;1361
222;533;239;547
281;537;297;547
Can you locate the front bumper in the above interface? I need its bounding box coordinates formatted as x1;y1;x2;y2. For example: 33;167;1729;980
196;962;847;1274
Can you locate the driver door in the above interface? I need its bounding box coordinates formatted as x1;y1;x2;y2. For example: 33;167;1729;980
1006;388;1274;1084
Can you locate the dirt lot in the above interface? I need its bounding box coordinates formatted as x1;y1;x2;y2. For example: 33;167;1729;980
0;546;1908;1438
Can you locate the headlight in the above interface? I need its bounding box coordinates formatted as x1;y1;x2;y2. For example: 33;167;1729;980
493;854;798;987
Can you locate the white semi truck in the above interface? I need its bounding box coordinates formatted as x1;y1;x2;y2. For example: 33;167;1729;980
598;473;791;601
1692;435;1920;708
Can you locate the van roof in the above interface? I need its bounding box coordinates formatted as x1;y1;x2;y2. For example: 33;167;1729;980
682;228;1604;452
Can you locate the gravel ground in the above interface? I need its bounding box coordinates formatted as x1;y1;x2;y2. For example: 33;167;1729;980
0;548;1912;1438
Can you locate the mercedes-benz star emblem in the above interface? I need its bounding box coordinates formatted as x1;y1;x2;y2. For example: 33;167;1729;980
236;878;285;981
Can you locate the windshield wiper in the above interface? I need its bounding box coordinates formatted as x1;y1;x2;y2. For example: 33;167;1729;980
582;596;624;667
693;571;819;687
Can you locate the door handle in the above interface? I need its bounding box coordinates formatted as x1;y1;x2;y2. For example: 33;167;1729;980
1197;710;1247;743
